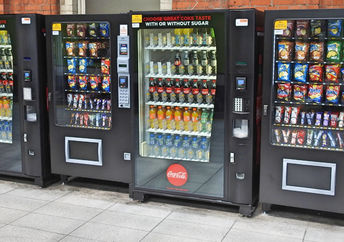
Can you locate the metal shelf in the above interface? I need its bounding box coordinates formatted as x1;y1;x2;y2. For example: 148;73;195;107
0;69;13;73
273;123;344;131
146;101;214;109
272;142;343;152
0;45;11;48
64;73;110;77
0;139;12;144
276;60;344;65
0;93;13;97
64;56;110;60
65;107;111;113
274;100;344;107
65;89;111;94
275;80;344;86
145;74;216;80
146;154;209;163
147;128;211;137
145;45;216;51
0;117;12;121
65;124;110;130
63;36;110;40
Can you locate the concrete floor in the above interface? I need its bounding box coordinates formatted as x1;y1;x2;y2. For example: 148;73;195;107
0;178;343;242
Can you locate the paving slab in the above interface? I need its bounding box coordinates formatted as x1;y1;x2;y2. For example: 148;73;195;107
0;193;48;211
108;201;171;218
0;224;63;241
0;206;28;224
304;222;344;242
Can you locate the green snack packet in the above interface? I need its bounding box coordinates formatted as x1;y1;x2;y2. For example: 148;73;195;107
326;41;341;62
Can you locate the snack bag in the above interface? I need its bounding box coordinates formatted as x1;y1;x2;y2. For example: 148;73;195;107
79;58;87;73
294;41;309;61
315;112;322;126
330;112;338;128
89;76;100;90
277;63;291;81
325;64;340;82
342;91;344;104
306;130;314;145
290;130;298;145
339;112;344;128
78;41;88;57
274;129;282;143
88;42;98;57
290;106;300;125
277;83;292;101
76;24;87;38
278;41;294;61
308;84;323;103
275;106;284;124
65;42;75;56
294;63;308;83
323;111;330;126
326;41;341;62
300;111;306;125
293;84;307;102
67;75;77;89
328;20;342;37
296;20;309;38
78;75;88;90
325;85;340;104
310;20;325;38
67;58;77;73
101;58;110;74
102;76;111;92
66;24;75;37
99;23;109;37
297;130;306;145
89;23;97;37
327;131;336;147
341;68;344;81
309;64;323;82
284;107;292;124
282;129;291;143
309;42;324;62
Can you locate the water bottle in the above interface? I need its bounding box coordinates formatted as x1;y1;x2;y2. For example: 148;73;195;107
170;135;180;158
199;137;209;161
165;134;173;157
161;134;169;157
148;133;156;156
191;137;199;160
178;136;189;159
155;134;164;157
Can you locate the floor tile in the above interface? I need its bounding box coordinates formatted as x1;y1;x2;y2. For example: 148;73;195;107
142;232;208;242
7;187;69;201
0;206;28;224
223;228;303;242
109;201;171;218
35;201;102;221
0;182;17;194
71;222;147;241
304;223;344;242
152;218;230;241
12;213;85;235
0;194;48;211
0;224;63;241
55;191;115;209
60;235;106;242
91;210;163;231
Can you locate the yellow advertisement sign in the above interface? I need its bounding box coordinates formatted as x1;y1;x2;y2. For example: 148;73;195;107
132;15;142;23
52;23;61;31
274;20;287;30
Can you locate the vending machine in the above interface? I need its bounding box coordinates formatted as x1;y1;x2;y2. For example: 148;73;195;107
130;9;263;216
0;14;51;186
46;14;132;183
260;9;344;214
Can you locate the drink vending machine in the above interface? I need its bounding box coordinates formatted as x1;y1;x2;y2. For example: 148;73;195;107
260;9;344;214
46;14;132;183
130;9;263;216
0;14;52;186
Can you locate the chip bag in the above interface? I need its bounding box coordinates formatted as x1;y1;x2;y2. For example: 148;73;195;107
99;23;109;37
328;20;342;37
326;41;341;62
294;63;308;83
309;42;324;62
101;58;110;74
277;83;292;101
65;42;75;56
309;64;323;82
88;42;98;57
325;64;340;82
67;58;77;74
76;24;87;38
78;41;88;57
278;41;294;61
79;58;87;73
89;76;100;90
66;24;75;37
296;20;309;38
89;23;97;37
102;76;111;92
277;63;291;81
294;41;309;61
293;84;307;102
78;75;88;90
67;75;77;89
308;84;323;103
310;20;325;38
325;85;340;104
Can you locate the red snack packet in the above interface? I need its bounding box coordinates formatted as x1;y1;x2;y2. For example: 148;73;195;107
101;58;110;74
277;83;292;101
309;65;323;82
275;106;284;124
290;106;300;125
76;24;87;38
330;112;338;128
293;84;307;102
284;106;292;124
297;129;306;145
326;64;340;82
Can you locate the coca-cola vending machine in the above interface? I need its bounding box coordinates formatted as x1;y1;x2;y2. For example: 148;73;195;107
129;9;263;216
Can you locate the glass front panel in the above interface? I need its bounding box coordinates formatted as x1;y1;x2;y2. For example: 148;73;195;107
272;19;344;151
52;22;112;130
135;24;224;198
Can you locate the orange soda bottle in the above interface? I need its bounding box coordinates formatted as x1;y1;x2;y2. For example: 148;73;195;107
183;107;191;131
3;98;9;117
174;106;182;130
157;105;166;129
191;107;199;132
165;106;174;130
149;105;157;129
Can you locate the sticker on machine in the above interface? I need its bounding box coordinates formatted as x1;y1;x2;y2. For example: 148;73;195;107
166;164;188;187
235;18;248;27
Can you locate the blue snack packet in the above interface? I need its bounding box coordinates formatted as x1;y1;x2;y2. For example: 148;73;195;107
99;23;109;37
79;58;87;73
78;75;88;90
102;76;111;92
277;63;291;81
67;75;77;89
294;63;308;83
328;20;342;37
67;58;77;74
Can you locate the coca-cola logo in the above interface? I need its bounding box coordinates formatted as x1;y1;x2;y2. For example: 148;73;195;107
166;164;188;187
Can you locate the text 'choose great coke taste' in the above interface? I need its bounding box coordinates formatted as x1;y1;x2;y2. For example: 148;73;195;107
143;15;211;27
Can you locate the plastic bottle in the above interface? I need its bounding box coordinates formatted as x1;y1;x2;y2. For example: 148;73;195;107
157;105;166;129
174;79;182;103
190;79;199;104
182;79;191;104
149;105;157;129
165;134;173;157
174;29;182;47
165;106;174;130
200;108;209;132
147;78;155;102
174;106;183;130
207;109;214;132
161;134;169;157
165;78;173;102
199;137;209;161
178;136;189;159
191;107;199;132
148;133;156;155
156;78;164;102
170;135;180;158
155;134;164;157
183;107;191;131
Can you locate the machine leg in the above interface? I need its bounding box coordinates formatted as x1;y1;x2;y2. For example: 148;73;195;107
60;175;69;185
132;191;146;202
34;177;45;188
262;203;272;213
239;205;255;217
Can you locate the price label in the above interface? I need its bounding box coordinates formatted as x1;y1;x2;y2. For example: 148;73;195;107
274;20;287;30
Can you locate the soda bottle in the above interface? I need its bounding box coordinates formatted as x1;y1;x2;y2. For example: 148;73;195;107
174;79;181;103
151;78;159;102
207;79;216;104
191;107;200;132
174;106;183;130
157;105;166;129
191;137;199;159
148;133;156;155
188;79;197;104
183;107;191;131
202;29;209;46
207;109;214;132
170;135;181;158
183;51;190;66
200;108;209;132
165;106;174;130
149;105;158;129
179;62;185;75
183;29;190;46
155;134;164;156
179;136;190;159
174;52;181;67
197;29;203;46
165;78;173;102
192;29;198;46
192;50;199;66
183;79;191;104
7;120;12;142
210;50;217;75
201;50;208;67
165;134;173;157
201;80;209;104
174;29;182;46
157;78;165;102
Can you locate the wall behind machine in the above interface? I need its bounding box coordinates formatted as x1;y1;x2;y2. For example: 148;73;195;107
0;0;59;14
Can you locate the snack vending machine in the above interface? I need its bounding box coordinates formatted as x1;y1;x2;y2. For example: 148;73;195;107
0;14;51;186
130;10;263;216
260;9;344;214
46;14;132;183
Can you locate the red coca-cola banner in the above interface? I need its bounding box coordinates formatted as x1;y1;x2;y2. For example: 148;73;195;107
166;164;188;187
